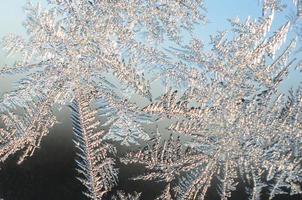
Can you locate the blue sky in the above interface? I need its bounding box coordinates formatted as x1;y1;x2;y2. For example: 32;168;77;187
0;1;26;66
0;1;46;65
0;0;300;96
0;0;297;64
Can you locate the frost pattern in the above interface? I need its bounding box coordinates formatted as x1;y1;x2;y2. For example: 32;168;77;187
0;0;302;199
69;88;118;199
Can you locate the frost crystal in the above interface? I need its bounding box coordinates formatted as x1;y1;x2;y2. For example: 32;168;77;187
0;0;302;199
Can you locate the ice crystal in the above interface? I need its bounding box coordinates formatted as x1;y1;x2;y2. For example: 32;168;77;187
0;0;302;199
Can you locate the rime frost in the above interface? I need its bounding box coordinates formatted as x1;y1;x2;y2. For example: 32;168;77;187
0;0;302;199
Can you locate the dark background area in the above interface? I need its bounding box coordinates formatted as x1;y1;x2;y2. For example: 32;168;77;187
0;107;164;200
0;107;301;200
